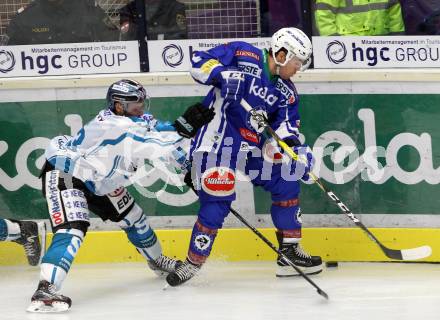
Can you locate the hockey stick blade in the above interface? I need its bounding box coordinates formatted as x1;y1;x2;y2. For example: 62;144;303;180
384;245;432;261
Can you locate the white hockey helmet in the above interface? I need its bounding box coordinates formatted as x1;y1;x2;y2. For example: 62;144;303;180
271;27;312;71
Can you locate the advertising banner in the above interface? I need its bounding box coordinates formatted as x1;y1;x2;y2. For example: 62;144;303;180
147;38;271;72
0;41;140;77
313;36;440;68
0;93;439;220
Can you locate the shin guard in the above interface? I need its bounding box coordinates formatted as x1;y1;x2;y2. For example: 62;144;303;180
40;229;84;290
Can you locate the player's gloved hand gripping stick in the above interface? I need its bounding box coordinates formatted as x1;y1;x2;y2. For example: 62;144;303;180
240;99;432;261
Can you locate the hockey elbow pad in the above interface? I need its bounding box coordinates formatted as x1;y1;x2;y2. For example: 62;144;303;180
219;69;245;102
174;103;215;138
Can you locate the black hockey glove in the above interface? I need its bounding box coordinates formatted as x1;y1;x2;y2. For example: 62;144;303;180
184;171;195;191
174;103;215;138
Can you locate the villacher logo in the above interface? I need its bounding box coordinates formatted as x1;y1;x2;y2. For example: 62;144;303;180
0;50;15;73
162;44;184;68
326;40;347;64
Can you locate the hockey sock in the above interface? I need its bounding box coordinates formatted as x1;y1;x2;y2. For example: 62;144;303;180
271;198;302;232
276;229;301;245
0;218;21;241
187;220;218;265
118;204;161;261
40;229;84;290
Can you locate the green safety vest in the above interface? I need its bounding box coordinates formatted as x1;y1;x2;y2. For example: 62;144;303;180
314;0;405;36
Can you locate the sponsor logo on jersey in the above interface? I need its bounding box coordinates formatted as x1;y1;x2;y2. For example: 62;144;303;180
201;167;235;197
239;128;259;143
276;80;296;104
201;59;221;74
237;61;262;77
239;141;250;151
249;78;278;106
46;170;65;226
235;50;260;61
0;50;16;74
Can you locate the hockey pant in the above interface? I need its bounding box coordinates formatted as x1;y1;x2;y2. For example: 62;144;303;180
187;151;302;264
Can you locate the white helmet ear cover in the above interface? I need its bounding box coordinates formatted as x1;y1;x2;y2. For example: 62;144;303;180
300;56;312;71
271;27;313;69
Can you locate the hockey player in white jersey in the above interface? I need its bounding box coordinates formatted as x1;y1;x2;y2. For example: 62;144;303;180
27;79;214;313
0;218;46;266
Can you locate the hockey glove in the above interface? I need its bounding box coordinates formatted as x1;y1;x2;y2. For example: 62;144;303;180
184;170;195;191
174;103;215;138
220;69;245;102
292;144;315;182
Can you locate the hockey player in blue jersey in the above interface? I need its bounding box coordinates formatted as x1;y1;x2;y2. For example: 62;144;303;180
166;28;323;287
0;218;46;266
27;79;214;312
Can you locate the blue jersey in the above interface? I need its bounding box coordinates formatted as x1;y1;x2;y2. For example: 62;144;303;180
190;41;301;155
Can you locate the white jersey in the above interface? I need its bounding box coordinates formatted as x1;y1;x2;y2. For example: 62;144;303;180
45;109;184;195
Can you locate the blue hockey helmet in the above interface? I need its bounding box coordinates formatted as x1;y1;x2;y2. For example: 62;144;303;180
106;79;150;113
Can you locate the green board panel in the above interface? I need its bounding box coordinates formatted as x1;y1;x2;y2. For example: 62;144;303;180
0;94;439;219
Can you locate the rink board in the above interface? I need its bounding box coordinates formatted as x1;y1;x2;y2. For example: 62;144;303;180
0;73;439;225
0;227;438;266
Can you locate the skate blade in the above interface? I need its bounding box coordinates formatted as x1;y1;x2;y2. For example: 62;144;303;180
276;264;323;277
26;301;70;313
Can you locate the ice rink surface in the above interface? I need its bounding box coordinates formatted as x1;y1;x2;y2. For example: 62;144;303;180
2;261;440;320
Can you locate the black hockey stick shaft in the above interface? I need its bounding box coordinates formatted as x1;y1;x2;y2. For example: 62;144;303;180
240;99;425;261
227;205;329;300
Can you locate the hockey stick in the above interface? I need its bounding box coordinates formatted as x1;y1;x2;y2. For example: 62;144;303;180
186;186;328;300
240;99;432;261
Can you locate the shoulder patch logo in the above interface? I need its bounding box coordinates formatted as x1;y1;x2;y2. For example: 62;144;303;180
235;50;260;61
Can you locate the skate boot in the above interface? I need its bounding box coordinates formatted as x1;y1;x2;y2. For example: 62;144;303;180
276;233;322;277
27;280;72;313
166;259;201;287
12;220;46;266
147;254;183;276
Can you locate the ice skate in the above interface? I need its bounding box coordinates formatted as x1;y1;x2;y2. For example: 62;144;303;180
12;220;46;266
276;242;323;277
147;254;182;276
166;259;201;286
27;280;72;313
